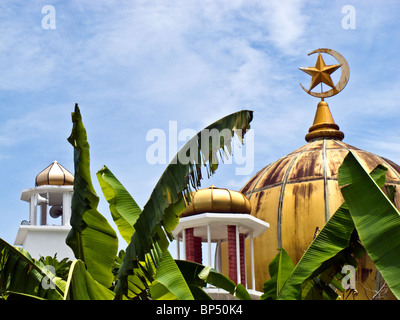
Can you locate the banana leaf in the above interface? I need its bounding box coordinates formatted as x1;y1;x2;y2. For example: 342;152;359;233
299;233;363;300
338;151;400;299
37;255;72;281
97;165;142;244
261;248;294;299
175;260;251;300
299;229;365;300
0;238;65;300
270;161;388;300
66;104;118;288
97;165;196;299
63;259;115;300
149;251;194;300
198;265;251;300
276;202;356;299
112;250;151;299
115;110;253;298
1;291;46;300
97;167;161;299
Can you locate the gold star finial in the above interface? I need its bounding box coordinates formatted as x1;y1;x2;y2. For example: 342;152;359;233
299;49;349;142
299;52;341;93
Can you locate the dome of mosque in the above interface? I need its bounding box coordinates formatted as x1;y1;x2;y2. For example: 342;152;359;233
239;49;400;299
182;185;251;217
240;99;400;298
35;161;74;186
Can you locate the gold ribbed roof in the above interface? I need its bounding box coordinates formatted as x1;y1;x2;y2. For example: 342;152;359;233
182;185;251;217
240;139;400;295
234;49;400;299
35;161;74;186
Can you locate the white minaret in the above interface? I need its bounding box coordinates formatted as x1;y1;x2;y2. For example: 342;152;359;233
14;161;75;259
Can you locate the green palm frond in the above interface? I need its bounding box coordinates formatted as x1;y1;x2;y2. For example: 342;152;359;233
66;104;118;288
115;110;253;298
0;239;65;300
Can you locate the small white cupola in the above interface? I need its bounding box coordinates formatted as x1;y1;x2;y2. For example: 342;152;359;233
14;161;75;259
173;186;269;300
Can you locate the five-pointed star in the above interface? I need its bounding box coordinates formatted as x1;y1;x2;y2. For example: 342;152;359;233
299;52;342;92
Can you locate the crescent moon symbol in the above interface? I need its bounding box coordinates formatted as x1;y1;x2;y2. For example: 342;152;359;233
300;48;350;98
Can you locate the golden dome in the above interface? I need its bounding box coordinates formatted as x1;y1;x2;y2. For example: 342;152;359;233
237;50;400;298
241;135;400;297
182;185;251;217
35;161;74;186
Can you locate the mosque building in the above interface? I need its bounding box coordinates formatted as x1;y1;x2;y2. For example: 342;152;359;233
238;49;400;299
177;49;400;300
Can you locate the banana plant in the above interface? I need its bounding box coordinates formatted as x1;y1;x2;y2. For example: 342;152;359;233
65;104;253;300
66;106;119;289
97;165;252;300
338;151;400;298
175;260;250;300
262;151;400;300
0;104;253;300
113;108;253;299
0;238;66;300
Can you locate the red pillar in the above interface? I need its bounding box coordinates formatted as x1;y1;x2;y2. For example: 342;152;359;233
228;226;246;286
185;228;202;264
185;228;195;262
227;225;237;284
239;233;246;288
194;236;202;264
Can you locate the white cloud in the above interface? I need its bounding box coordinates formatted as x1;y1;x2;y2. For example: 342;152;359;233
259;0;307;54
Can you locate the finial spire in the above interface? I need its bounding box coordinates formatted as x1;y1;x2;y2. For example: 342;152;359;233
299;48;349;142
305;100;344;142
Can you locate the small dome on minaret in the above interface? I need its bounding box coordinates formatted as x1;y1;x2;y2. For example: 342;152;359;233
174;185;268;299
35;161;74;186
181;185;251;217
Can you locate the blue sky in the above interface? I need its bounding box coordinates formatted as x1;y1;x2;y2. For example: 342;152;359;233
1;1;399;255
